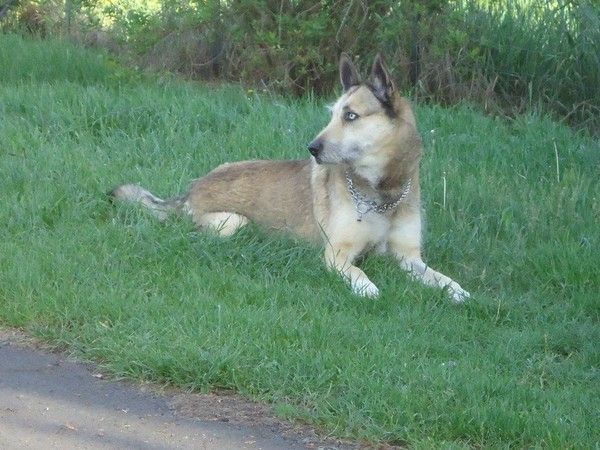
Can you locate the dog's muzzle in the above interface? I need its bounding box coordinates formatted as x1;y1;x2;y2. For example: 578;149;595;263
307;139;323;161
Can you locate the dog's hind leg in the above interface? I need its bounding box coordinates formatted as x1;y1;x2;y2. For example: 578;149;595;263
197;212;249;237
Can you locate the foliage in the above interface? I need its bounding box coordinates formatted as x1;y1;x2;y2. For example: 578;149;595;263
2;0;598;130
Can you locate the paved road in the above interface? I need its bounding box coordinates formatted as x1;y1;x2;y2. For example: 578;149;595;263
0;331;311;450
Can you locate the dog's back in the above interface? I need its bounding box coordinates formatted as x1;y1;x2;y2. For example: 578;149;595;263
111;159;321;240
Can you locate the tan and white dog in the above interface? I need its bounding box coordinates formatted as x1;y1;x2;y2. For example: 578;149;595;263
111;54;470;302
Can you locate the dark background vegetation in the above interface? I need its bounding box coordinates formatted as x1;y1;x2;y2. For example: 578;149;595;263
2;0;599;131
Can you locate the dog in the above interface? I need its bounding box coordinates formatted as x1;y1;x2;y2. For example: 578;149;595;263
111;53;470;303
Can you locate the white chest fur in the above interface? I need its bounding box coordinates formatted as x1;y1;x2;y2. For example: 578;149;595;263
326;199;392;253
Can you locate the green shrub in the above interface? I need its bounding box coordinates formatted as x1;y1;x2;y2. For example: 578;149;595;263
2;0;598;131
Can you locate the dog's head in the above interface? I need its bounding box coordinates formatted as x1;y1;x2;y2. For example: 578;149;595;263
308;54;421;187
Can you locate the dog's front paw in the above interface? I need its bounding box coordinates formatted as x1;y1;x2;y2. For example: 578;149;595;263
447;282;470;304
351;278;380;298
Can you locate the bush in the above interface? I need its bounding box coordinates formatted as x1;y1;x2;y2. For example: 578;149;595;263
2;0;598;131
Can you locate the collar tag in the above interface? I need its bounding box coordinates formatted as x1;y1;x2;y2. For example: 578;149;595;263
355;201;371;222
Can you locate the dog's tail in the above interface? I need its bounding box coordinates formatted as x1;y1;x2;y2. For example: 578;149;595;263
109;184;187;221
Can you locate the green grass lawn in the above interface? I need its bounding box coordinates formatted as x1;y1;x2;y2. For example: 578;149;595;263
1;34;598;448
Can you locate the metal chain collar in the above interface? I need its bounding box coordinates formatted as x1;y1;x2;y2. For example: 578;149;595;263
345;169;412;222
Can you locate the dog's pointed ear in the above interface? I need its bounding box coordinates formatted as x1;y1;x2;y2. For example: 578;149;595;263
339;53;360;92
369;53;395;103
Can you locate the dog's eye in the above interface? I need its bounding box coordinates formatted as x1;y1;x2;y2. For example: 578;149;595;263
344;111;359;122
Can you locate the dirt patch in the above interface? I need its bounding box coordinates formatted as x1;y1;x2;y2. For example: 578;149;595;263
171;390;284;428
169;390;353;449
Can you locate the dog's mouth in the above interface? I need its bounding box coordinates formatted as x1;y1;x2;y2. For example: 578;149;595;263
312;154;353;166
313;155;339;165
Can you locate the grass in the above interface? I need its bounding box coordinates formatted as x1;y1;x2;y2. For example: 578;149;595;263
7;0;598;130
1;34;599;448
453;0;600;129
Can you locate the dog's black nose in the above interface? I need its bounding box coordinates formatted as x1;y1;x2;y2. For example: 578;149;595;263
307;139;323;157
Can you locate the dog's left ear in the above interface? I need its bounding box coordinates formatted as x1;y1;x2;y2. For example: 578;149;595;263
340;53;360;92
369;53;395;104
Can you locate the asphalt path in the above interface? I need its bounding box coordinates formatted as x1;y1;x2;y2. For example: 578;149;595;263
0;329;348;450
